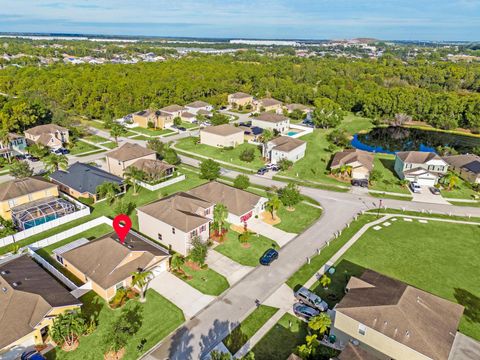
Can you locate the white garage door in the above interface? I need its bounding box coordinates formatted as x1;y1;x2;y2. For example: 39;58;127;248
416;177;435;186
151;261;168;276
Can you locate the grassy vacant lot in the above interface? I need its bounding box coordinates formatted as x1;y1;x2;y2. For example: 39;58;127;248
70;140;100;155
224;305;279;354
311;219;480;341
45;290;184;360
368;154;411;194
280;114;373;186
175;137;265;170
178;264;229;296
274;202;322;234
215;229;279;267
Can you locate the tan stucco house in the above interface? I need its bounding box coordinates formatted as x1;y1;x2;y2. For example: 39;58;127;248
0;255;81;357
53;233;170;301
443;154;480;184
228;92;254;107
0;177;58;221
24;124;69;149
254;98;283;113
331;149;375;180
200;124;244;148
332;269;464;360
106;143;157;177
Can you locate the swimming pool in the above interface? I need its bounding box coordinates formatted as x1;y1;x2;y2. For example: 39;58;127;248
287;131;299;136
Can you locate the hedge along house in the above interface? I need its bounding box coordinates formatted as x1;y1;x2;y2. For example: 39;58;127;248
49;162;125;203
53;233;170;301
187;181;267;225
137;192;214;256
0;255;82;358
105;143;157;177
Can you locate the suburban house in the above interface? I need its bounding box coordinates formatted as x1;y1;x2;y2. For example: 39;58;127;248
53;233;170;301
332;269;463;360
443;154;480;184
24;124;69;149
137;192;214;255
185;101;213;114
284;103;312;114
181;111;197;123
255;98;283;113
251;113;290;134
127;158;175;182
50;162;125;203
228;92;254;107
187;181;267;225
331;149;375;180
200;124;245;148
265;136;306;164
0;133;27;159
132;109;160;128
105;143;157;177
0;177;58;221
159;104;186;119
241;126;263;142
0;255;81;357
394;151;449;186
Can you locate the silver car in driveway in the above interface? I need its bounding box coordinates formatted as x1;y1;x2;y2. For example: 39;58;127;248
294;287;329;311
293;303;320;320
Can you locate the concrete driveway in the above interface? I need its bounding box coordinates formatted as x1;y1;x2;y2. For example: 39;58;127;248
149;272;215;319
207;251;253;285
449;333;480;360
247;218;296;247
410;186;451;205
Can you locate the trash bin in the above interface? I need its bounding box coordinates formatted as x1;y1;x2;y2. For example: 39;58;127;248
329;334;336;344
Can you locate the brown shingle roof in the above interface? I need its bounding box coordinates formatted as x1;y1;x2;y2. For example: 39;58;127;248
229;92;252;99
338;343;380;360
443;154;480;175
254;112;289;123
259;98;282;107
60;233;169;289
396;151;444;164
336;270;463;360
269;136;306;153
201;124;243;137
187;181;263;217
0;255;81;349
0;177;57;201
182;112;196;118
107;143;156;162
331;149;374;171
160;104;185;113
138;192;212;233
186;101;210;108
129;159;174;176
24;124;67;136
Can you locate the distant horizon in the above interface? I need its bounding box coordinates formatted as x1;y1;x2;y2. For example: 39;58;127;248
1;1;479;42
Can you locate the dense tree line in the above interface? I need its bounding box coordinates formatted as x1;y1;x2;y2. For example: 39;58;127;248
0;54;479;132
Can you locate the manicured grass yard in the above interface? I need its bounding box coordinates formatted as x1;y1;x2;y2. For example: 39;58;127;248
70;140;100;155
311;219;480;341
368;154;411;194
132;127;175;136
178;264;229;296
252;313;307;360
441;176;479;200
83;134;110;143
215;229;279;267
175;137;265;170
45;290;185;360
224;305;279;354
101;141;118;149
274;202;322;234
129;135;152;141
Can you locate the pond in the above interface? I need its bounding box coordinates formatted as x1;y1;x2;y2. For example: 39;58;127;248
351;126;480;154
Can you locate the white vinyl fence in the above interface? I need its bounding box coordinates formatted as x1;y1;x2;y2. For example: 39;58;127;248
136;174;186;191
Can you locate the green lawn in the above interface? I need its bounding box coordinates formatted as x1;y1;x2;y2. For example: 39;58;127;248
132;127;175;136
369;191;413;201
252;313;307;360
441;176;479;200
70;140;100;155
224;305;279;354
215;229;279;267
177;264;229;296
286;214;377;289
45;290;185;360
368;154;411;194
101;141;118;149
81;119;109;131
449;201;480;207
181;121;199;129
175;137;265;170
83;134;110;144
274;202;322;234
310;220;480;341
129;135;152;141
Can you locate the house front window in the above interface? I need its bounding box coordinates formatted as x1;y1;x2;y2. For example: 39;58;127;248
190;229;198;238
115;281;124;291
172;227;176;234
200;224;207;233
158;233;162;241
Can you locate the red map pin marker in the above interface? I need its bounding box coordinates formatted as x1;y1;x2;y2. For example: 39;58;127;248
113;214;132;244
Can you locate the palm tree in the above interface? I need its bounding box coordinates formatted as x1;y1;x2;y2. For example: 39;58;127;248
265;195;280;220
26;143;49;159
320;274;331;289
238;229;253;245
96;182;120;203
443;172;459;191
51;311;86;349
260;129;273;158
0;130;12;163
212;203;229;237
131;269;153;303
44;153;68;173
109;123;127;145
124;166;144;195
308;313;331;335
170;253;185;273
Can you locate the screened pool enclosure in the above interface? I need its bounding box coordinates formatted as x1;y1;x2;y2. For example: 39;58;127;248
11;197;77;230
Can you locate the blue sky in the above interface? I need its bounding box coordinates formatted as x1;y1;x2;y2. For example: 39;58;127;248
0;0;479;41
